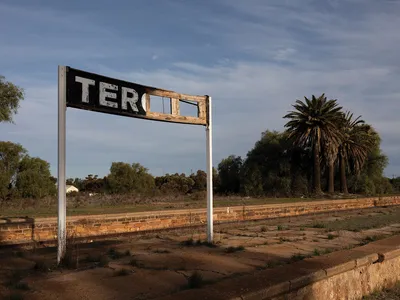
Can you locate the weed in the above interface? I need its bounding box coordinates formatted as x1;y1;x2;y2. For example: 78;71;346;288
181;238;194;246
312;223;326;229
291;253;309;262
201;241;218;248
261;226;267;232
360;236;380;245
153;249;171;254
300;227;305;231
265;260;285;269
33;259;51;273
313;239;319;242
114;268;130;276
107;248;127;259
313;249;321;256
60;249;78;269
14;282;30;291
60;232;80;269
99;255;110;267
7;270;24;287
181;239;217;248
129;258;143;268
187;271;204;289
225;246;245;253
9;292;24;300
14;251;26;258
322;248;334;255
277;225;283;231
327;234;336;240
86;253;101;262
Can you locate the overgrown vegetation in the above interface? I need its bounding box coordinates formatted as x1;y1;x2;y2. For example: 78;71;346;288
307;210;400;232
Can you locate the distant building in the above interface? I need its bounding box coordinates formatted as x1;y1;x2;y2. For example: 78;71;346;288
66;185;79;194
54;184;79;194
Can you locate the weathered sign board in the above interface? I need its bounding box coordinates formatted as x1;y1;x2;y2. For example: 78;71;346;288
66;67;208;125
57;65;213;265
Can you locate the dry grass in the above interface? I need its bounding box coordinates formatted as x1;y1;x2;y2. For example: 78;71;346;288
362;282;400;299
1;195;354;218
306;209;400;232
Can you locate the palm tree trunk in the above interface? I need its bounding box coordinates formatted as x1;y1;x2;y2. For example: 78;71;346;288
339;152;348;194
313;142;322;194
328;160;334;194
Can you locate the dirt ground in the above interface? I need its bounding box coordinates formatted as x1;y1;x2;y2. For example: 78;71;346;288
2;205;400;300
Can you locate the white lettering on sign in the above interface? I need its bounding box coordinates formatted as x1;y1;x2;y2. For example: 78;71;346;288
121;87;139;112
75;76;95;103
99;82;118;108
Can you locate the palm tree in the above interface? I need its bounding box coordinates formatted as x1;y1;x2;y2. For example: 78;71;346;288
337;112;375;194
284;94;343;194
324;140;339;194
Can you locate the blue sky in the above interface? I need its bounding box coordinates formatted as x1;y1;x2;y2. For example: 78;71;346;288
1;0;400;178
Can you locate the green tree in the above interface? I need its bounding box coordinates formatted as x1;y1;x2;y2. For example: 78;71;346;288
108;162;155;194
155;173;195;195
284;94;343;194
190;170;207;191
0;141;27;200
81;174;105;193
212;167;221;193
242;131;293;197
217;155;243;194
0;76;24;123
16;156;56;198
337;112;376;194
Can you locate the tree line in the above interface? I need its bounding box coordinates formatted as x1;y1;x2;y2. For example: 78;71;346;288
0;76;396;201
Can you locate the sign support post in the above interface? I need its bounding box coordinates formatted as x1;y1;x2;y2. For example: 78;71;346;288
57;65;67;264
206;96;213;243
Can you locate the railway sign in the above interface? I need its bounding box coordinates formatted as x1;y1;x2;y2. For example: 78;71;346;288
57;66;213;264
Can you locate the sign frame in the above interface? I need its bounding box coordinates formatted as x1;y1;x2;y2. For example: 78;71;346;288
57;65;213;264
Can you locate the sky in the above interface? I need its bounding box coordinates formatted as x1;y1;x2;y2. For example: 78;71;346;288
1;0;400;179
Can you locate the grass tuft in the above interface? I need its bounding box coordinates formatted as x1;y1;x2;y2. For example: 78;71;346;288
114;268;130;276
327;234;336;240
225;246;245;253
33;259;51;273
14;282;30;291
312;223;326;229
187;271;204;289
290;253;310;262
153;249;171;254
9;292;24;300
313;249;321;256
